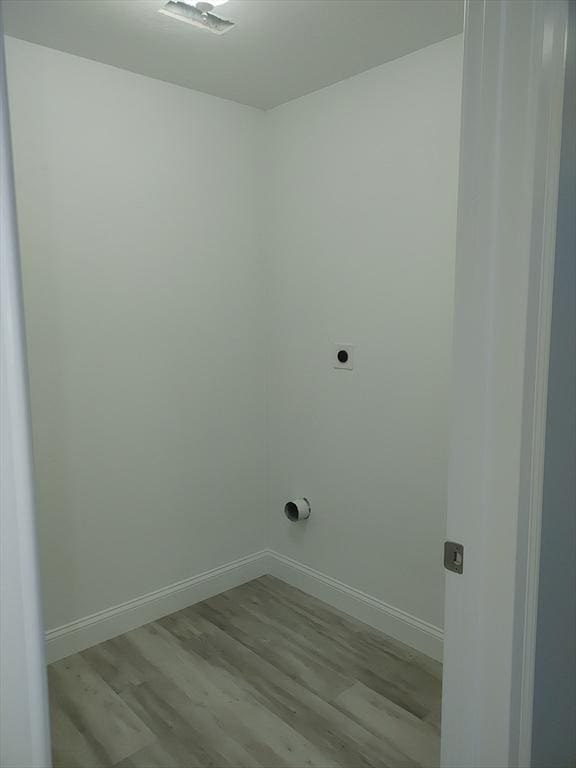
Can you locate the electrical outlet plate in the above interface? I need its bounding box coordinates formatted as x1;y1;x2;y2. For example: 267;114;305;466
334;344;354;370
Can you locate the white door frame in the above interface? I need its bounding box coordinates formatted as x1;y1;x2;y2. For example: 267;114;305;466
0;10;52;768
441;1;569;767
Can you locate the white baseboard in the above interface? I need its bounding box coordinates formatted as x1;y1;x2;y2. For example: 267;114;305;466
266;550;444;661
45;550;271;663
45;548;443;663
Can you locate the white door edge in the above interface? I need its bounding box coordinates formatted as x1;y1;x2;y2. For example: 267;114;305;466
0;8;52;767
441;2;568;766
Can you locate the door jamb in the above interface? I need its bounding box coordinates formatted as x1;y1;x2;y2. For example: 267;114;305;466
441;1;569;766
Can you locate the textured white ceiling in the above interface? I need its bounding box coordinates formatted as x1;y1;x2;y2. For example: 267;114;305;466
3;0;463;109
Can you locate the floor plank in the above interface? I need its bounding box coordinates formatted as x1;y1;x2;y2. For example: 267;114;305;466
334;682;440;768
48;575;442;768
49;655;155;766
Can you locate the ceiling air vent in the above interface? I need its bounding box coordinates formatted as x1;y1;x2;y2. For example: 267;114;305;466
159;0;235;35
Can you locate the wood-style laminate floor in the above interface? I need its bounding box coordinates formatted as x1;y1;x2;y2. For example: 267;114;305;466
48;576;442;768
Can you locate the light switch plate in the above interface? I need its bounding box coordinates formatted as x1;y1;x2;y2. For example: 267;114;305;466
334;344;354;370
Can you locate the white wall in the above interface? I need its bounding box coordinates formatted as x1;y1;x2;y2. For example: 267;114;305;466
5;34;463;646
5;37;267;631
265;35;462;630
